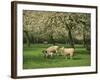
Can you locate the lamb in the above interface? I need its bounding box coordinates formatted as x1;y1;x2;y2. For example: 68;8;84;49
59;47;75;59
42;46;59;58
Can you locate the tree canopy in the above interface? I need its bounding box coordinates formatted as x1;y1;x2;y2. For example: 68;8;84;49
23;10;91;50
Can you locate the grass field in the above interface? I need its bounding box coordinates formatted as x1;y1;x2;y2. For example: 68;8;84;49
23;44;91;69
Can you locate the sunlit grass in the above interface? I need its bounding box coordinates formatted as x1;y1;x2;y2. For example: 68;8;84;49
23;44;90;69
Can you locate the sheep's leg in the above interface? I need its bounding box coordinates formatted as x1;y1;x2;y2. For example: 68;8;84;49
70;53;73;59
60;51;63;56
65;55;67;59
50;52;53;58
56;50;58;56
70;56;73;59
65;57;67;59
45;54;49;58
50;54;53;58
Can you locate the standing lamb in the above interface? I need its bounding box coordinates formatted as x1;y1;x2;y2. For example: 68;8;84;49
59;47;75;59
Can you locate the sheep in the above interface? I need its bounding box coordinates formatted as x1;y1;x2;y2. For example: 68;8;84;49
59;47;75;59
42;50;56;58
42;46;59;58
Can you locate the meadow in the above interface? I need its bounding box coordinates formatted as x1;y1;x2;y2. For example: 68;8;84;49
23;44;91;69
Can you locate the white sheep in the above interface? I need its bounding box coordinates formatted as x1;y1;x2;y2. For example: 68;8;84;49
42;46;59;58
59;47;75;59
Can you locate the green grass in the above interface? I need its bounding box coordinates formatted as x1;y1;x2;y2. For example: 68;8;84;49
23;44;91;69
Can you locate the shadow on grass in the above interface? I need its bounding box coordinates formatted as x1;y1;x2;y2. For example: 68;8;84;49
23;54;83;64
73;57;82;60
75;50;90;54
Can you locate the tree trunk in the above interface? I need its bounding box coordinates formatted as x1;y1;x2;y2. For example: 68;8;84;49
24;31;30;47
83;27;86;47
49;35;55;45
83;31;86;47
68;30;74;48
83;28;90;51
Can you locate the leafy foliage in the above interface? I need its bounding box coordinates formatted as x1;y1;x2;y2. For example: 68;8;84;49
23;10;91;50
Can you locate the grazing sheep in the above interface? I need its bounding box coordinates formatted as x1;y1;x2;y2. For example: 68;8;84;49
42;46;59;58
59;47;75;59
42;50;56;58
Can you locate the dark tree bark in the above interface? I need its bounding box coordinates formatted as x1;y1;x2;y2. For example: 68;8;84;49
68;29;74;48
24;31;30;47
49;35;55;45
83;28;86;47
58;16;75;48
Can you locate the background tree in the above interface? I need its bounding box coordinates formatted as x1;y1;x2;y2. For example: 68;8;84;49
23;10;91;50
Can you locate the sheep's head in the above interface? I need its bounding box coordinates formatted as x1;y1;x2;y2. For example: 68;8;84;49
42;50;47;54
58;47;64;54
60;47;64;50
42;50;46;56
